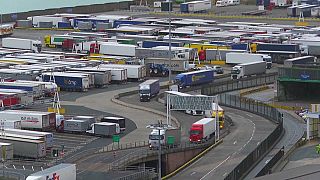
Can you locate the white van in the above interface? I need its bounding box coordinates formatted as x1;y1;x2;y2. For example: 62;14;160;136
216;0;227;6
227;0;240;5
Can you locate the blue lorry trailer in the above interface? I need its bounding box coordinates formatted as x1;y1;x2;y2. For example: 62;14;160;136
139;79;160;102
175;70;214;88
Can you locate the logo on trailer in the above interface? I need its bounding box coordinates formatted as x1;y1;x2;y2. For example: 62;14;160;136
46;173;60;180
64;79;77;86
21;117;39;124
191;75;205;82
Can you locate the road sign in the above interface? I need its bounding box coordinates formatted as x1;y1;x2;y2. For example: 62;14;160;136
112;135;120;143
170;95;214;111
167;136;175;145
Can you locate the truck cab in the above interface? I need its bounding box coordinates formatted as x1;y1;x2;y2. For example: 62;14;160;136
262;55;272;69
174;74;185;89
32;40;42;53
231;65;242;79
149;129;165;149
139;84;152;101
189;124;204;143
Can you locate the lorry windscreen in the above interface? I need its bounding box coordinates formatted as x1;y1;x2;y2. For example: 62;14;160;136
190;130;201;135
231;69;240;74
149;135;164;140
140;89;150;94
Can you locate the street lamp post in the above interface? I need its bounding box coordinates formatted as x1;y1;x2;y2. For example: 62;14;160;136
168;0;172;83
146;121;170;180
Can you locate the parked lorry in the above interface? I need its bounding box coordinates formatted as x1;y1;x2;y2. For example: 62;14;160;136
255;43;300;52
2;38;42;53
226;52;272;69
0;82;43;99
144;58;190;72
67;67;112;86
64;120;90;133
189;118;215;143
101;117;126;131
26;163;76;180
141;40;184;48
307;46;320;56
99;43;137;56
231;61;266;79
139;79;160;102
4;128;53;149
180;0;212;13
0;136;46;158
205;49;247;61
99;64;146;80
41;72;90;92
86;122;120;137
284;56;315;67
175;70;214;88
149;128;181;149
0;110;56;130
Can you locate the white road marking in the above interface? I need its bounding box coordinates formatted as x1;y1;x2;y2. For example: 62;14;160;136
190;172;196;176
41;167;43;171
265;159;270;164
233;140;237;144
12;165;15;169
257;142;260;146
200;156;231;180
246;113;254;118
223;172;228;177
200;115;256;180
4;165;7;169
32;166;34;171
23;166;25;170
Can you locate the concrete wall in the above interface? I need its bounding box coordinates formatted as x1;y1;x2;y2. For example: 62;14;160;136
164;148;204;175
1;0;139;23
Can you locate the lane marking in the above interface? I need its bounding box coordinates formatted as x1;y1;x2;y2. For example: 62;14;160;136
23;166;25;170
41;167;43;171
257;142;260;146
32;166;34;171
190;172;196;176
233;140;237;145
246;113;254;118
200;116;256;179
4;165;7;169
200;156;231;180
12;165;15;169
223;172;228;177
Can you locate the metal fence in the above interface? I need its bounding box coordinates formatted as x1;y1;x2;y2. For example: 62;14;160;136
256;147;284;177
116;166;157;180
213;94;283;180
278;67;320;80
201;73;277;95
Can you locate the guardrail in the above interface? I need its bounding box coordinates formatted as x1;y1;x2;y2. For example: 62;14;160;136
256;147;285;177
201;73;284;180
116;166;157;180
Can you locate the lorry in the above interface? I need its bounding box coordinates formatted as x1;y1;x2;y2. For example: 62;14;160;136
86;122;120;137
307;46;320;56
64;120;90;133
149;128;181;149
144;58;190;72
255;43;300;52
284;56;315;68
174;70;214;89
189;118;215;143
2;38;42;53
226;52;272;69
216;0;228;7
26;163;76;180
205;103;225;129
140;40;184;48
139;79;160;102
231;61;266;79
101;117;126;131
41;72;90;92
0;110;56;130
98;64;146;81
205;49;247;61
180;0;212;13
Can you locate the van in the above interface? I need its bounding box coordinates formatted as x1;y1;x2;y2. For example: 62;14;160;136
216;0;227;7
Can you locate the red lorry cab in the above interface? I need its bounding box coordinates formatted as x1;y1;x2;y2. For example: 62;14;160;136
189;124;204;142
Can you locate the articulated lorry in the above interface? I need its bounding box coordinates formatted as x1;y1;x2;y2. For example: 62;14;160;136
139;79;160;102
226;52;272;69
149;128;181;149
189;118;215;143
2;38;42;53
175;70;214;89
231;61;266;79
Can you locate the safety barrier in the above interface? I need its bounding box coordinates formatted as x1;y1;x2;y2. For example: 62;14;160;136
256;147;284;177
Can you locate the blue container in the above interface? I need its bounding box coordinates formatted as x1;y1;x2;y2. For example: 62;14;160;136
113;20;145;28
257;43;300;52
0;85;33;92
175;70;214;88
142;40;183;48
180;3;189;13
58;21;72;28
42;75;84;91
231;43;249;50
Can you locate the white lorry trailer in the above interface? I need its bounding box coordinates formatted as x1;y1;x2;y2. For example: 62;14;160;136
231;61;266;79
2;38;42;53
226;52;272;69
26;163;76;180
99;42;137;57
99;64;146;80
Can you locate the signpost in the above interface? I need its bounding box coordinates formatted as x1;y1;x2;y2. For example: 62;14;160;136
112;135;120;149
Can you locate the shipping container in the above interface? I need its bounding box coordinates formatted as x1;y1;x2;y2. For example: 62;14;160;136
26;164;76;180
0;136;46;158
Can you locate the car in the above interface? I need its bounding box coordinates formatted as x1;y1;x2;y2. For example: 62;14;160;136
213;65;224;74
185;110;204;116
